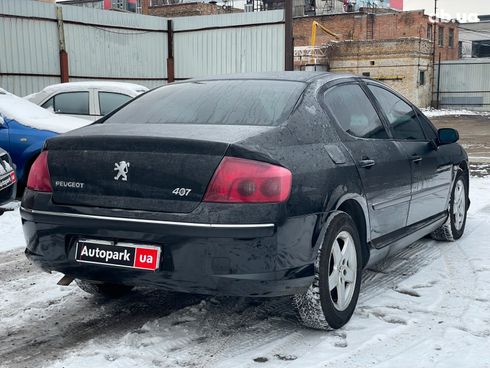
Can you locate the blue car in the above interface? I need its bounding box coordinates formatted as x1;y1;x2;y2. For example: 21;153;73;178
0;88;89;188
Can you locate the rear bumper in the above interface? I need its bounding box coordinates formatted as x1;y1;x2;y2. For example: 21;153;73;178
21;206;318;297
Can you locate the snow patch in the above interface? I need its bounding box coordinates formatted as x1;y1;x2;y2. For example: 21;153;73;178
421;108;490;118
0;89;90;133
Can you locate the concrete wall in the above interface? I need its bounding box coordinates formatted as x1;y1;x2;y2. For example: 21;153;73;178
328;38;433;107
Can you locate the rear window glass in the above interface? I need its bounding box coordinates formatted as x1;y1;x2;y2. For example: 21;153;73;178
103;80;306;126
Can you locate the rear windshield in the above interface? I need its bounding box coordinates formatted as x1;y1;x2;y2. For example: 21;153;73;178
103;80;306;126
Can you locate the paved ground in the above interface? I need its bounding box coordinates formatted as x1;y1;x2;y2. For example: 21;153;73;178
431;115;490;176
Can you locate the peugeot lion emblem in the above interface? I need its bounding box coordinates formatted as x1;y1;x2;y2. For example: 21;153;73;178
114;161;130;181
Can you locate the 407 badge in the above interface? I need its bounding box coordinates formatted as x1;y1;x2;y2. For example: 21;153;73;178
75;240;160;271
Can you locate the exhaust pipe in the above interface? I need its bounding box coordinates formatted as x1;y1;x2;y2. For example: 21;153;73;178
57;275;74;286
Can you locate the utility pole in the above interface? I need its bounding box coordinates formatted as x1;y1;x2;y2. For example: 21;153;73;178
431;0;438;107
284;0;294;71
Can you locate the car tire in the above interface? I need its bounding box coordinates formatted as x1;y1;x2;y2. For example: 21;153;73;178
76;279;134;298
431;171;468;241
293;211;362;330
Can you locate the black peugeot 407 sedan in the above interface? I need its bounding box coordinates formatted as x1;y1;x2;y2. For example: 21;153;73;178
21;72;469;329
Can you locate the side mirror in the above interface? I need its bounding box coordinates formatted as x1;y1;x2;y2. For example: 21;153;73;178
437;128;459;145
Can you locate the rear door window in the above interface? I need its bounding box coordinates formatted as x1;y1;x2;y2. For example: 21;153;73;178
323;84;388;139
45;92;90;115
99;92;132;116
368;85;426;141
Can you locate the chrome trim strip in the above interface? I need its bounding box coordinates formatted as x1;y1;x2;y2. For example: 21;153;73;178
20;207;275;230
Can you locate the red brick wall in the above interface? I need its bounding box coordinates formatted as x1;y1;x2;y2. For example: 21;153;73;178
293;10;459;61
145;2;242;17
142;0;150;15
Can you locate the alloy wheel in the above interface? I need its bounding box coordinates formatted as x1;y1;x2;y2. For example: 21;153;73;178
453;179;466;231
328;230;358;311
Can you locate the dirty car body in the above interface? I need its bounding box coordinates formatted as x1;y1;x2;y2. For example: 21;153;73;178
21;72;468;298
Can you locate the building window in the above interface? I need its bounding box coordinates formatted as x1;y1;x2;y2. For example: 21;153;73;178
112;0;126;10
427;24;433;40
419;71;426;86
438;26;444;47
472;40;490;58
448;29;455;48
362;72;371;77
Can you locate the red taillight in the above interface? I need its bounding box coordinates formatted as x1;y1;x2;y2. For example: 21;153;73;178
27;151;52;192
203;157;292;203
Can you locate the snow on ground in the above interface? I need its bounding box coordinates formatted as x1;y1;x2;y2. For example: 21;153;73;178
1;177;489;368
0;88;90;133
421;108;490;118
0;202;24;253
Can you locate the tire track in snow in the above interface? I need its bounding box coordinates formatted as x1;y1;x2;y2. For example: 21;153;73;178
360;238;441;303
320;217;486;368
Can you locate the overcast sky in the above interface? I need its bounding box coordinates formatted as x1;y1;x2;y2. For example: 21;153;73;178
404;0;490;17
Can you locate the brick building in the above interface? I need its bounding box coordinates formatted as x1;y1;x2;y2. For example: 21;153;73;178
330;38;432;107
294;9;459;107
293;9;459;61
142;0;243;17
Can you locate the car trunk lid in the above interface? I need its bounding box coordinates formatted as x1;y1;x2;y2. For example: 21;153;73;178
46;124;273;213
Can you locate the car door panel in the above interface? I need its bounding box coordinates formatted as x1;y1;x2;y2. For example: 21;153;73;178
0;119;10;153
343;139;412;239
401;142;452;224
366;83;452;227
322;82;411;240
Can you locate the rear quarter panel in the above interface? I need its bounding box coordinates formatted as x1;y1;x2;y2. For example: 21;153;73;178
235;81;365;221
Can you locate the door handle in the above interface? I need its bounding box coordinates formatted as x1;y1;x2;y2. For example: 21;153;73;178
359;158;376;168
411;154;422;163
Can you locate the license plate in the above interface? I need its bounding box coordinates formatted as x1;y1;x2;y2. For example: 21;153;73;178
75;239;161;271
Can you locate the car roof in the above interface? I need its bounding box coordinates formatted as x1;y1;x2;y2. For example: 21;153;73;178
40;81;149;94
188;72;357;83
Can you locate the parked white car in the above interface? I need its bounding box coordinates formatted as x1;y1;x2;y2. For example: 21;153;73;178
25;82;149;121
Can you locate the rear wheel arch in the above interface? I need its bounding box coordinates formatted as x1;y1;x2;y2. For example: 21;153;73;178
459;160;469;187
337;198;370;268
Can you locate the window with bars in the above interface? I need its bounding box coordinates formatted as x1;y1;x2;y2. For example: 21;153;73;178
112;0;126;10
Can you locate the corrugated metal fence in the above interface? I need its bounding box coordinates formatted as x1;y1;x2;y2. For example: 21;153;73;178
0;0;285;96
435;59;490;112
173;11;285;79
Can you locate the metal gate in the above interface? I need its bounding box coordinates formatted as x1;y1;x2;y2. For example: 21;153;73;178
434;59;490;112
